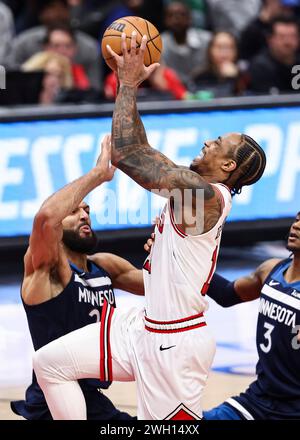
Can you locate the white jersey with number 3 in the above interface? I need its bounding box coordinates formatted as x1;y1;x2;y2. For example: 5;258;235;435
143;183;232;321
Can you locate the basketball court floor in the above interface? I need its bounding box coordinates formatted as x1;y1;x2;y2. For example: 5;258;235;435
0;242;289;419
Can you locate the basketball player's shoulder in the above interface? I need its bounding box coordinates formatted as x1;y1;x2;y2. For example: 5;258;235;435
211;183;232;201
89;252;132;278
255;258;283;283
89;252;120;265
88;252;115;269
208;183;232;218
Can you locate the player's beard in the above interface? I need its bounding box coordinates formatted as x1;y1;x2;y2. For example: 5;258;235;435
62;228;98;254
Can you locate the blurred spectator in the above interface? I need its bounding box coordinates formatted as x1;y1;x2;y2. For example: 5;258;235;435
165;0;208;29
191;31;248;97
0;1;15;66
239;0;297;60
44;24;90;90
99;0;164;39
205;0;261;37
7;0;102;90
141;0;165;31
249;16;300;93
99;0;148;39
3;0;68;34
161;1;211;88
104;64;188;100
99;0;164;79
22;51;73;104
185;0;207;28
68;0;119;39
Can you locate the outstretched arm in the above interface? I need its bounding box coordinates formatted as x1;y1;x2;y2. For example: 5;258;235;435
29;135;115;271
90;253;144;295
108;33;215;201
207;258;281;307
112;84;215;200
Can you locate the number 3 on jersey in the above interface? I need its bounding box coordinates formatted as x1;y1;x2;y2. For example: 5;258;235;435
260;322;274;353
260;322;300;353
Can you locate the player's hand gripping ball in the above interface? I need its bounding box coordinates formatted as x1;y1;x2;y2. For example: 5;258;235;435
101;16;162;70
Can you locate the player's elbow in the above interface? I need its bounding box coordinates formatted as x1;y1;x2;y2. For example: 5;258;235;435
111;157;119;167
32;209;58;242
34;207;52;224
111;149;122;167
110;140;124;167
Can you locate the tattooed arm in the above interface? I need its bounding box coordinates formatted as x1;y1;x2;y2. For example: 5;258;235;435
107;32;222;232
112;84;213;195
112;84;222;233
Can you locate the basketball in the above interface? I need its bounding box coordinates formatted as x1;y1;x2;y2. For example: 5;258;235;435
101;16;162;70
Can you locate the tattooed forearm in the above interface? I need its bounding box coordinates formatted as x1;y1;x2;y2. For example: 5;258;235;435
111;84;222;230
112;85;147;156
112;85;175;167
111;85;215;200
117;148;214;201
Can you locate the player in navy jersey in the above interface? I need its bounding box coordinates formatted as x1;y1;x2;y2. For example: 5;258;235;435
11;134;144;420
202;211;300;420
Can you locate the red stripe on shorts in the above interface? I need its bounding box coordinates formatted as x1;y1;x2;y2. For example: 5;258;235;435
145;312;204;325
99;299;108;381
106;305;114;381
145;322;206;333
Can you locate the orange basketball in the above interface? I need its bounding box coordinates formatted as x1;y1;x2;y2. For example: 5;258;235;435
101;16;162;70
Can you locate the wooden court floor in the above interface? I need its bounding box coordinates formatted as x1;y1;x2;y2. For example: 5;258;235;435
0;372;254;420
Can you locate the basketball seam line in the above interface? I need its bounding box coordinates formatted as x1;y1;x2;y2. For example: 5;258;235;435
144;19;153;64
121;17;144;38
102;34;136;39
103;36;141;60
120;17;152;64
146;41;151;64
148;34;161;53
103;33;160;43
103;36;159;56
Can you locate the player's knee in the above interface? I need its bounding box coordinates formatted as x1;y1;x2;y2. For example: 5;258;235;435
33;342;64;385
33;344;54;384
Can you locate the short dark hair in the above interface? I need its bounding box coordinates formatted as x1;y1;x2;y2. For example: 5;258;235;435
40;0;68;11
230;135;266;195
268;15;300;35
43;23;76;45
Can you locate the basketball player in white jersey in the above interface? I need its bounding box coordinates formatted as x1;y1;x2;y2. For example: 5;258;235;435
33;33;266;420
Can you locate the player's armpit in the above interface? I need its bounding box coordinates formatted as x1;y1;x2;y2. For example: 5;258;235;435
91;253;145;295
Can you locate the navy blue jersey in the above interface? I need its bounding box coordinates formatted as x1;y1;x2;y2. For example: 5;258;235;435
11;260;132;420
231;258;300;419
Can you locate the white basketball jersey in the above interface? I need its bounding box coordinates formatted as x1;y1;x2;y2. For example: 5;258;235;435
143;183;232;321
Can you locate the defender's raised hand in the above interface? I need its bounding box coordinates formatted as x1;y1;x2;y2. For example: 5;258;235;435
96;134;116;182
106;31;160;88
